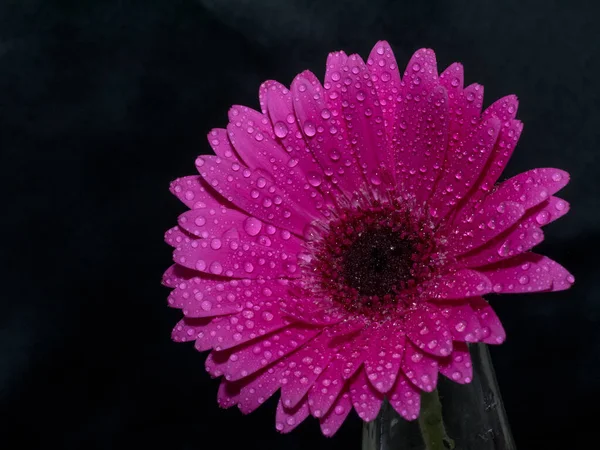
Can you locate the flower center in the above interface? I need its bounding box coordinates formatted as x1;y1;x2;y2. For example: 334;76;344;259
342;229;416;297
302;194;443;317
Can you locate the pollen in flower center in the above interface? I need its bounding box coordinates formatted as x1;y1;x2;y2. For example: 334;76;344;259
342;229;415;297
304;194;442;316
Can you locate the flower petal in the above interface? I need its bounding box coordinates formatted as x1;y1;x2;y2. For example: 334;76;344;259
168;277;247;318
405;303;453;357
490;168;570;210
275;396;310;433
480;252;566;294
394;48;448;202
342;53;391;185
205;325;320;381
389;373;421;421
238;361;287;414
308;342;354;418
292;70;364;194
469;297;506;345
162;263;197;288
280;332;333;409
367;41;402;144
439;302;482;343
439;342;473;384
429;117;501;221
319;391;352;437
196;155;316;236
169;175;218;210
364;324;405;394
349;368;384;422
207;128;239;163
217;379;241;408
425;269;492;300
401;343;439;392
171;317;212;343
447;201;525;255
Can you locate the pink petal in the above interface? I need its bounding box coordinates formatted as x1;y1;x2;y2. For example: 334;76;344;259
429;117;501;221
308;342;354;418
280;332;333;409
172;230;300;279
341;328;375;380
405;303;453;357
447;200;525;255
401;342;439;392
490;168;570;210
319;391;352;437
292;70;364;195
217;379;241;408
169;175;218;210
167;277;248;318
469;297;506;345
171;317;212;343
367;41;402;144
394;49;448;203
275;396;310;433
481;252;564;294
164;225;193;248
238;360;287;414
364;323;404;394
205;325;321;381
439;342;473;384
349;368;384;422
280;296;345;326
207;128;239;163
470;119;524;202
482;94;519;123
342;53;391;186
162;263;196;288
542;256;575;291
389;373;421;421
197;299;290;352
196;155;316;236
439;302;482;343
439;63;464;91
424;269;492;300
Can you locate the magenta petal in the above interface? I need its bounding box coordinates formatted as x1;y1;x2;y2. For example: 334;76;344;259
292;70;363;194
172;231;300;279
482;94;519;123
238;361;286;414
196;155;316;236
425;269;492;300
439;302;482;343
205;325;320;381
469;297;506;345
164;225;193;248
342;53;391;185
280;296;345;326
169;175;215;210
308;343;353;418
162;263;197;288
364;324;404;394
341;328;375;380
405;303;453;357
280;333;333;409
171;317;212;343
481;252;562;294
401;343;439;392
207;128;239;163
491;168;570;210
447;201;525;255
389;373;421;421
275;396;310;433
319;391;352;437
440;63;464;91
367;41;402;144
429;117;501;221
439;342;473;384
349;368;384;422
542;257;575;291
167;277;247;318
217;380;241;408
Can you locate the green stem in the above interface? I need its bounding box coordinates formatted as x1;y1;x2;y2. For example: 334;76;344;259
418;389;454;450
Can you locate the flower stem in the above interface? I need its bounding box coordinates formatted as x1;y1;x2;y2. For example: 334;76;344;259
418;389;454;450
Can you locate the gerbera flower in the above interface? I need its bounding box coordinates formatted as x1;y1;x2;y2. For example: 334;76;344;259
164;41;574;436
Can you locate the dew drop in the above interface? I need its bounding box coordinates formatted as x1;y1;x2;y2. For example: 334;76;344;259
244;217;263;236
303;121;316;137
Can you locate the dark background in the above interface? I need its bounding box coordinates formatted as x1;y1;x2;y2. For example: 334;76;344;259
1;0;599;449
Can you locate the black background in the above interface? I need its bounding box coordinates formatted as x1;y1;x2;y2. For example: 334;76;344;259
1;0;599;449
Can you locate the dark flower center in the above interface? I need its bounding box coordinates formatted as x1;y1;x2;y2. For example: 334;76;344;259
342;229;415;297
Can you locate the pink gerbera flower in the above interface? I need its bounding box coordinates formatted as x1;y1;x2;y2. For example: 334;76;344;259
164;41;574;436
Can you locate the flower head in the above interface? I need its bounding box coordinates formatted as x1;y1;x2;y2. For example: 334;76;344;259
164;41;574;436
